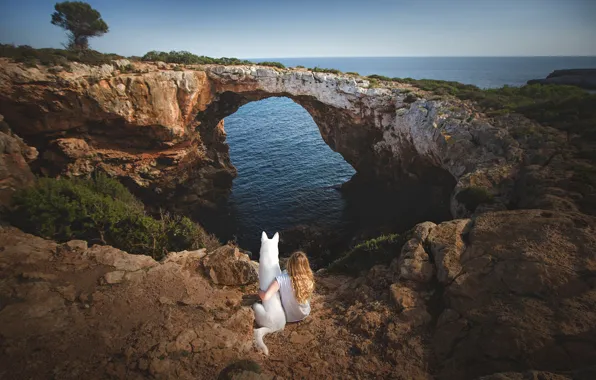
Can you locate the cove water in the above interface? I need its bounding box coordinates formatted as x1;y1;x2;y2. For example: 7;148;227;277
207;56;596;253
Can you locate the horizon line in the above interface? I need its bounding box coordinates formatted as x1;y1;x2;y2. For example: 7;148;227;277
244;55;596;59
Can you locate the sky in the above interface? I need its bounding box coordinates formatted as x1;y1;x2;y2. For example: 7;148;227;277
0;0;595;58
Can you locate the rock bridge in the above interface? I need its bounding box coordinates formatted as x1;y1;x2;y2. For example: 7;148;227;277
0;59;520;216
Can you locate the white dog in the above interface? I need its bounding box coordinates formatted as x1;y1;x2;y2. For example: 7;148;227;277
253;232;286;355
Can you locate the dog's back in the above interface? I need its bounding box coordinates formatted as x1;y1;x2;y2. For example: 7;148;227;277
253;232;286;355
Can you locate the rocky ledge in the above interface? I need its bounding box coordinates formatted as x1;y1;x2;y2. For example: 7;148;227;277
528;69;596;90
1;206;595;379
0;58;532;217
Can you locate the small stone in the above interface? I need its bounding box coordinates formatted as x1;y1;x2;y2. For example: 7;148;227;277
290;331;315;345
103;271;125;284
138;358;149;371
55;284;76;302
158;296;174;305
149;358;171;375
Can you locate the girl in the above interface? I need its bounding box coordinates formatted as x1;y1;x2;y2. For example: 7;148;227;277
258;251;314;322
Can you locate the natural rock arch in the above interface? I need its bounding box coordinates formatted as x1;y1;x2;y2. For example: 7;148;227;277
0;60;520;217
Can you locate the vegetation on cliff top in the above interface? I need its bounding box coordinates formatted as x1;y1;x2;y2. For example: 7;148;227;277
0;44;286;69
0;43;123;66
140;50;286;68
10;174;220;260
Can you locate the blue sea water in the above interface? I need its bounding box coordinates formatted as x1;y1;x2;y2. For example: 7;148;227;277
212;57;596;252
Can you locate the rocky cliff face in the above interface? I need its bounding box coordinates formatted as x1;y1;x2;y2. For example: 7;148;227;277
0;59;527;217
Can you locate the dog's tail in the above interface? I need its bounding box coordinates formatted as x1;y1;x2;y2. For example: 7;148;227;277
254;327;272;356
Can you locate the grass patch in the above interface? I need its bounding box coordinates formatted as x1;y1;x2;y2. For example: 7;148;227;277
10;174;220;260
328;232;411;276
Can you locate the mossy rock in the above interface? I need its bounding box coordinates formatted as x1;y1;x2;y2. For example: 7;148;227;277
456;186;494;213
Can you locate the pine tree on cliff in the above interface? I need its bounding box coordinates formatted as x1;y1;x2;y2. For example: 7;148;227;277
51;1;109;50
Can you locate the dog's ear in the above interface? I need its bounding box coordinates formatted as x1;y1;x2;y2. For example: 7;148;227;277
272;232;279;244
261;231;269;242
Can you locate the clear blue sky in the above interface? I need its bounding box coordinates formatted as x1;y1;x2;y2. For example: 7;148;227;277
1;0;595;58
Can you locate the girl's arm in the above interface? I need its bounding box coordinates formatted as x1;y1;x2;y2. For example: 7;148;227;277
258;279;280;301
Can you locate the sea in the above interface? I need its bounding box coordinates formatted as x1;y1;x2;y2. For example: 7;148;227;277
204;56;596;253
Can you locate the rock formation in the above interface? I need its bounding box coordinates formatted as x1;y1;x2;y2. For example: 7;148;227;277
528;69;596;90
1;57;595;379
1;209;594;379
0;59;525;217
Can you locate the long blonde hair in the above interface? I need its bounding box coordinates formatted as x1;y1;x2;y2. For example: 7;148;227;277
286;251;314;304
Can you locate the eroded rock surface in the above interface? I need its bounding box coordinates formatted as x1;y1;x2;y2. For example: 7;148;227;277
0;59;530;216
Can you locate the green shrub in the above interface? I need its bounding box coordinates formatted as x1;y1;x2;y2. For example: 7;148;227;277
10;174;219;259
328;232;410;276
140;50;253;66
310;66;342;74
455;186;494;212
295;65;305;68
0;43;123;66
257;61;285;69
120;63;134;73
346;71;360;76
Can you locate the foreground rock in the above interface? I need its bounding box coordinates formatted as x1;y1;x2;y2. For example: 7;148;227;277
1;207;595;379
527;69;596;90
0;59;526;217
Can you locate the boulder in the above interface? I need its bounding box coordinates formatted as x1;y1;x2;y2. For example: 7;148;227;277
427;219;471;284
433;210;596;379
202;245;258;286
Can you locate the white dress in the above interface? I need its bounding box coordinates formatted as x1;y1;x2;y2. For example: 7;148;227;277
275;271;311;322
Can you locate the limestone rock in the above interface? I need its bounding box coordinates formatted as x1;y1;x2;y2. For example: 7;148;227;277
0;59;530;217
83;245;158;272
202;245;258;285
427;219;470;284
103;271;125;284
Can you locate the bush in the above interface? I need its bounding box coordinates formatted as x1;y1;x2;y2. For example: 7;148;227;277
310;66;342;74
327;232;410;276
257;61;285;69
367;74;392;81
10;174;219;259
346;71;360;76
140;50;253;66
0;43;123;66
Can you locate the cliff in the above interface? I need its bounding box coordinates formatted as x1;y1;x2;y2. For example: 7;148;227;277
1;210;595;379
528;68;596;90
1;57;596;379
0;58;533;218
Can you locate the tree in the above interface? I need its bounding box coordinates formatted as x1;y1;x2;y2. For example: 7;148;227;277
51;1;109;50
